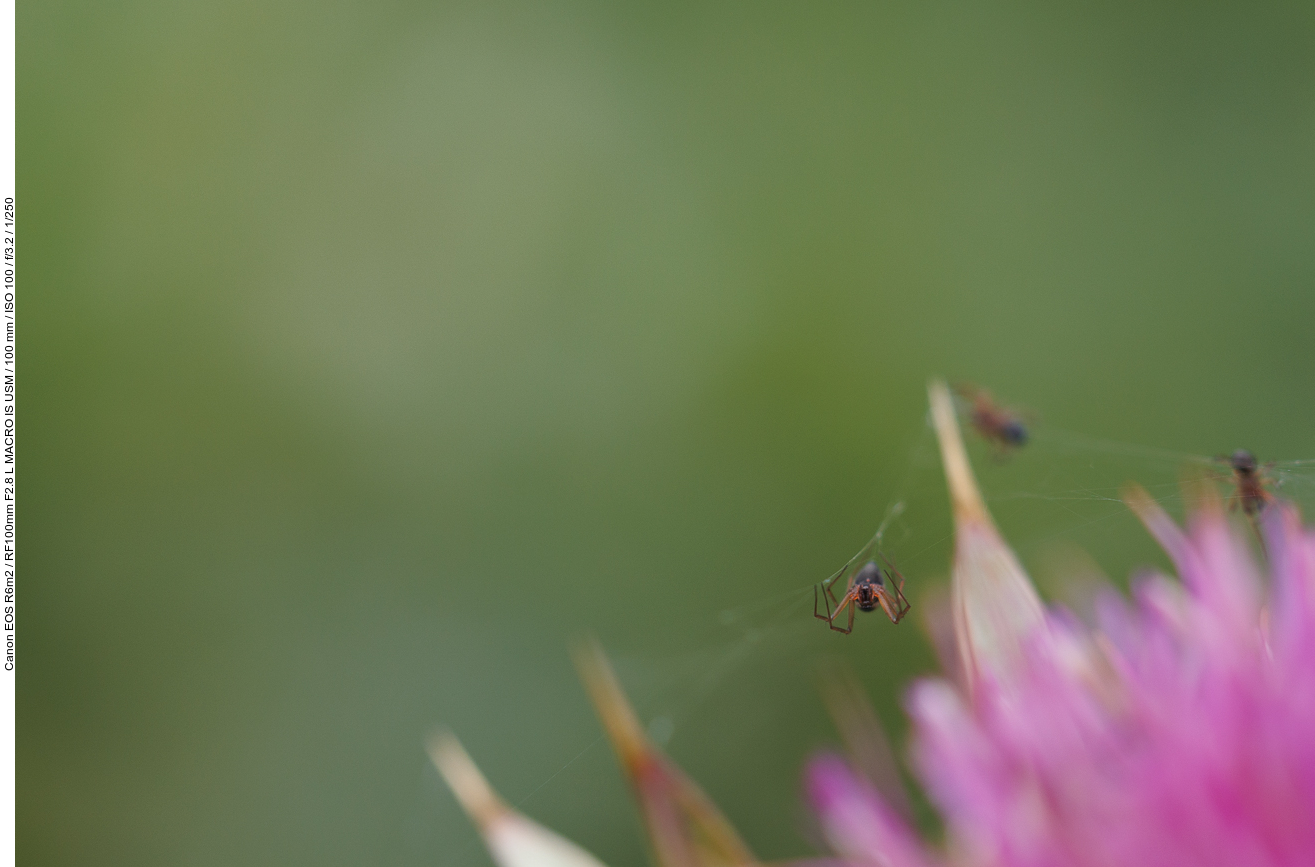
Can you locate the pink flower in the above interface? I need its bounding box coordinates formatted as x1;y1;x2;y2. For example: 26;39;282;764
808;382;1315;867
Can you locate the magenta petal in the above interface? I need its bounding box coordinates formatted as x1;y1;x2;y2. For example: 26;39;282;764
805;754;937;867
806;394;1315;867
899;489;1315;866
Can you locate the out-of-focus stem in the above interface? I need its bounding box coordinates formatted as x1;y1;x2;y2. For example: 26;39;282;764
574;637;759;867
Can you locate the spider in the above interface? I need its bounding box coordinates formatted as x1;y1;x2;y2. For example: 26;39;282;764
1215;449;1276;517
953;383;1030;453
814;553;911;633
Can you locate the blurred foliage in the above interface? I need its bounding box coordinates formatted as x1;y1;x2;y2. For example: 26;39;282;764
21;1;1315;865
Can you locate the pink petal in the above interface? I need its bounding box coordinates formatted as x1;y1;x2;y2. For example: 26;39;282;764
805;754;936;867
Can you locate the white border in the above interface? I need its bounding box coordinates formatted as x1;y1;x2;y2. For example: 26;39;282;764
0;0;14;863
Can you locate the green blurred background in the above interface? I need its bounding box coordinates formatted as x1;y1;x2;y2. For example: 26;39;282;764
22;2;1315;865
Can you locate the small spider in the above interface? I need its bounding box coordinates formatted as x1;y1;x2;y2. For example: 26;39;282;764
953;384;1029;452
814;554;911;633
1216;449;1275;517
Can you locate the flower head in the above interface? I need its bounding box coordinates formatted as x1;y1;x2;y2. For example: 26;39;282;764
808;383;1315;867
437;379;1315;867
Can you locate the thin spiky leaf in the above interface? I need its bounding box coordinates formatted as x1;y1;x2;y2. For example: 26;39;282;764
429;731;612;867
573;638;758;867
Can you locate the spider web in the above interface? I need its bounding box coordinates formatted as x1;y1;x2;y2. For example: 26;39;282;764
426;407;1315;864
627;416;1309;704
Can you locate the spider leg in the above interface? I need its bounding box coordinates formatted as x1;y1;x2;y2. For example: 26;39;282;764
814;584;833;622
823;592;858;634
821;563;847;592
879;554;907;590
891;581;912;623
878;555;912;624
830;598;856;634
814;576;847;622
876;590;898;624
826;580;842;609
874;583;912;624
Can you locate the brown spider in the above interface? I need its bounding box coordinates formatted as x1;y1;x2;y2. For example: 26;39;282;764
1216;449;1276;517
814;554;911;634
953;383;1030;453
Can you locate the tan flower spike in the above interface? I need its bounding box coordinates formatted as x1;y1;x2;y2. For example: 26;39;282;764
928;379;1047;688
574;637;759;867
428;730;612;867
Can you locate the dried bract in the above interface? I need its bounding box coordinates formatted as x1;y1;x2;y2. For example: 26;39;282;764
929;379;1047;687
574;638;759;867
428;731;612;867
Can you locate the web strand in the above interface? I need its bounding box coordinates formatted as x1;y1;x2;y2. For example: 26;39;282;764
429;415;1315;848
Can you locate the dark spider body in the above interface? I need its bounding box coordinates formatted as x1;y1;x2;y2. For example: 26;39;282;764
996;419;1029;447
852;563;885;612
970;403;1028;447
814;556;911;633
954;384;1030;452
